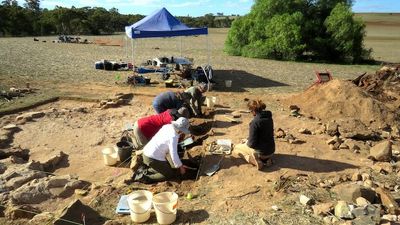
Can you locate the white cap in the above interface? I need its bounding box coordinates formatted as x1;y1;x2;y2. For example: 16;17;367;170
171;117;190;134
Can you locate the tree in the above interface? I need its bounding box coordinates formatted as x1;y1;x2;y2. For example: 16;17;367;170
325;2;367;63
24;0;40;12
224;0;369;63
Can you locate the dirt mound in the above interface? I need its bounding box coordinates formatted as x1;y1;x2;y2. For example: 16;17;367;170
284;79;399;129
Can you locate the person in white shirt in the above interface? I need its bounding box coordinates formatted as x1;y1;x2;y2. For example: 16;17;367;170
139;117;190;183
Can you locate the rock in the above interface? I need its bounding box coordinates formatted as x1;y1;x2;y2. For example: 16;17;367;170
41;151;67;172
11;181;51;204
392;145;400;156
344;139;361;151
382;214;398;222
9;155;26;164
356;197;370;207
329;144;338;150
15;112;45;121
231;111;242;118
338;119;379;140
312;202;334;216
351;172;362;182
299;128;312;135
72;107;87;113
2;124;19;131
299;195;314;206
326;121;339;136
361;173;370;181
5;169;47;190
5;204;41;220
0;147;30;160
323;216;339;224
334;201;354;219
352;216;379;225
375;187;399;214
381;131;391;139
290;109;300;117
326;136;339;145
0;164;6;174
15;114;32;121
27;111;45;119
74;189;88;196
54;199;105;225
339;143;349;149
372;162;393;174
276;128;286;138
315;125;326;135
363;179;374;188
391;126;400;138
289;139;305;144
29;212;54;224
351;204;380;221
51;181;89;198
47;175;72;188
25;161;43;171
369;141;392;162
103;220;124;225
333;184;376;203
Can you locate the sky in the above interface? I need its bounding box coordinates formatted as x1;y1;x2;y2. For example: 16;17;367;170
16;0;400;16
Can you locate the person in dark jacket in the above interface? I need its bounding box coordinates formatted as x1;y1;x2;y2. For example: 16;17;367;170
152;91;191;114
234;99;275;170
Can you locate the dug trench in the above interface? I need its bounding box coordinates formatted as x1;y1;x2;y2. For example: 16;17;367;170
1;80;399;224
0;92;238;223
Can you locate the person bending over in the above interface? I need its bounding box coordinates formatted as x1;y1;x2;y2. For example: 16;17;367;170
235;99;275;170
184;83;207;117
131;107;189;149
152;91;191;114
138;117;191;183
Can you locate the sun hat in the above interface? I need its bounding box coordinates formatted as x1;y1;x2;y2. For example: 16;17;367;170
171;117;190;134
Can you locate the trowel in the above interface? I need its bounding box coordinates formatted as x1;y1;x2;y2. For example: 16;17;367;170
204;155;224;176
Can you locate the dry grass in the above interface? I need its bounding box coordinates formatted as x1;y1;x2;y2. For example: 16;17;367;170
0;16;399;113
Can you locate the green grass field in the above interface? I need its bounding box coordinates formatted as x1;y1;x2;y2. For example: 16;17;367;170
0;13;399;114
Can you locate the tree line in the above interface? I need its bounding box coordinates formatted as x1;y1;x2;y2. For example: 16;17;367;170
225;0;371;63
0;0;235;36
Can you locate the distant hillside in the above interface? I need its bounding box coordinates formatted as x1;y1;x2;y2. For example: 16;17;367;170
356;13;400;26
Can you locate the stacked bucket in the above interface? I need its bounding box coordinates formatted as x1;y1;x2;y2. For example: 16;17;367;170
127;190;178;224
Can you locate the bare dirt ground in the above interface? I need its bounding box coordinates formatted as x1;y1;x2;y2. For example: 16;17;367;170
1;19;400;225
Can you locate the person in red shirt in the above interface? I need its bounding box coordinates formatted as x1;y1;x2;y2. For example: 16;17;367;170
132;107;189;149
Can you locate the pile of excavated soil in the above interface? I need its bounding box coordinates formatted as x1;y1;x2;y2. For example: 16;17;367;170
284;79;399;129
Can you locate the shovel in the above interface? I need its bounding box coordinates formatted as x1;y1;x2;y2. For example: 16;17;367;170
204;155;224;176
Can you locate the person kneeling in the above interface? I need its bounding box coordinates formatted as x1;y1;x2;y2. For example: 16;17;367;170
235;99;275;170
135;117;191;183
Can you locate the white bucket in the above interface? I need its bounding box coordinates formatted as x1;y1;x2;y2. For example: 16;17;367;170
127;190;153;223
206;96;217;108
225;80;232;88
152;192;178;225
102;147;118;166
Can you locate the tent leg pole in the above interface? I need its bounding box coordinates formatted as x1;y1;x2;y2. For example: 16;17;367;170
131;39;134;67
207;35;210;66
180;36;182;57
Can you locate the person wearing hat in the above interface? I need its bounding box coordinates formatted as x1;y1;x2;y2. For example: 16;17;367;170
136;117;191;183
184;83;207;117
152;91;191;114
129;107;189;170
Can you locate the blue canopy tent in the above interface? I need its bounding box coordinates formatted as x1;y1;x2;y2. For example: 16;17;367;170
125;7;210;66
